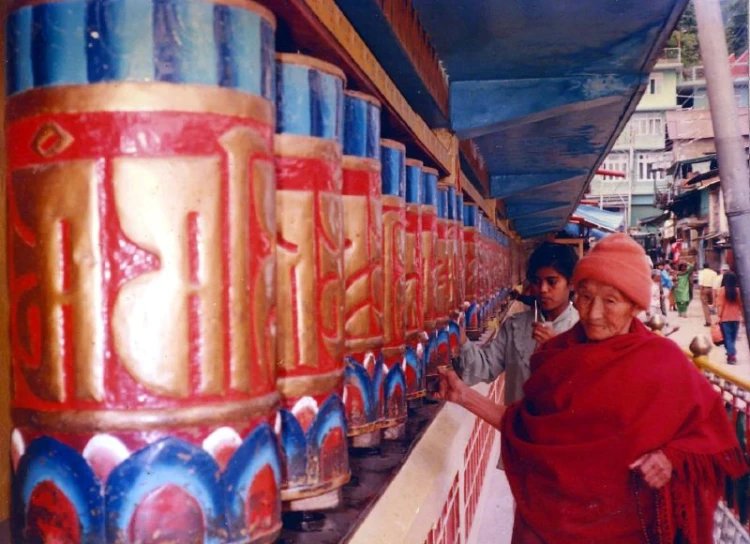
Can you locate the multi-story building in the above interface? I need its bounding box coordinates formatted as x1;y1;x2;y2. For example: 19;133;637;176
586;48;682;228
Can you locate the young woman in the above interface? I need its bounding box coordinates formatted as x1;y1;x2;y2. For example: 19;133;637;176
456;242;579;404
716;271;745;364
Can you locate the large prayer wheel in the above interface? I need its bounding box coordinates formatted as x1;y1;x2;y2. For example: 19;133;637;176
404;159;426;401
341;90;385;444
380;140;408;430
447;188;463;361
7;2;282;542
426;183;452;387
464;203;481;340
274;54;349;508
420;167;444;389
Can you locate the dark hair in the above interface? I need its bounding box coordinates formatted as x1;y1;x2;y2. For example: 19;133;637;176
703;263;711;269
526;242;579;282
724;272;739;303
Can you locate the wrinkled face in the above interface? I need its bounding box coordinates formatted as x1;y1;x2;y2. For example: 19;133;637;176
530;266;571;315
575;279;641;341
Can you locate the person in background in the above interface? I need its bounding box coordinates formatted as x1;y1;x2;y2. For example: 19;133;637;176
437;234;746;542
456;242;579;404
698;263;718;326
714;263;731;302
674;262;694;318
658;262;673;315
716;271;744;365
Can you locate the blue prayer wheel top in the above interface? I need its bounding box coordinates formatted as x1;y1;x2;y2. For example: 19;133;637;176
455;192;464;223
464;203;477;228
437;185;449;219
6;0;276;98
276;53;345;140
421;167;439;207
405;159;423;204
343;90;381;159
446;186;456;221
380;139;406;198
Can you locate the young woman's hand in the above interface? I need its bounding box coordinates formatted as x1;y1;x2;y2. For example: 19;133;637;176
532;322;555;345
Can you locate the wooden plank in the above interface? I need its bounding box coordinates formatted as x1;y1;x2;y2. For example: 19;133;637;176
261;0;451;173
460;170;495;221
377;0;449;117
459;139;490;196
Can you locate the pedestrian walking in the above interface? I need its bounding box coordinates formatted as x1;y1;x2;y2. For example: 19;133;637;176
674;262;694;317
716;271;744;365
698;263;718;326
658;263;673;315
714;263;730;302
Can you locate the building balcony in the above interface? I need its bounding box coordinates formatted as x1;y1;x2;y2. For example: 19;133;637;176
657;47;681;65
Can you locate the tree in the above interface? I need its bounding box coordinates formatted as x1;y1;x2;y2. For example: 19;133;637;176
726;0;749;56
672;1;702;67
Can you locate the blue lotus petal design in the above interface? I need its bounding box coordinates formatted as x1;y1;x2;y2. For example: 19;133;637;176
106;438;225;544
13;436;105;543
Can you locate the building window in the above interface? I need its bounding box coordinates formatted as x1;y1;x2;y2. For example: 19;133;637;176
630;114;664;137
598;156;629;181
636;153;667;182
648;73;663;95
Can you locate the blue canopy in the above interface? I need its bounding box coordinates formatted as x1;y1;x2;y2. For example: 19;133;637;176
335;0;687;238
571;204;625;233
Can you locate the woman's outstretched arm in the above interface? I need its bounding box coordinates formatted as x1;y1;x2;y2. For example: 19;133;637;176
433;366;506;430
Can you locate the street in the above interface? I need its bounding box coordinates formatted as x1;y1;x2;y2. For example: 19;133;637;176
666;298;750;381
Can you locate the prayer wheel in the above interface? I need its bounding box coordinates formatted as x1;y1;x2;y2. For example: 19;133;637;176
341;90;386;445
464;203;481;340
478;212;490;330
420;167;443;390
404;159;426;401
274;54;349;508
380;140;408;430
426;183;452;388
448;189;464;361
445;186;460;360
7;2;282;542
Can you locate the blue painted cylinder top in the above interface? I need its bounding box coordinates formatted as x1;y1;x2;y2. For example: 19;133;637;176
6;0;277;98
343;90;381;159
446;186;456;221
276;54;345;140
405;159;423;204
455;192;464;223
421;168;438;207
380;140;406;198
464;204;477;227
437;185;449;219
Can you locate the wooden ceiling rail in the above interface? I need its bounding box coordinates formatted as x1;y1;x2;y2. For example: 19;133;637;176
261;0;451;173
377;0;449;117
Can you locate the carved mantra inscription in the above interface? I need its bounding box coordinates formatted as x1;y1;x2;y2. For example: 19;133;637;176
8;113;276;409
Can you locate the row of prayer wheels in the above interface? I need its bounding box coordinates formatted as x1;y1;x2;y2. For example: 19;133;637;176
4;0;513;542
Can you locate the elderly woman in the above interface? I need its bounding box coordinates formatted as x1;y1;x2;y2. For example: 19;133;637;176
438;234;746;543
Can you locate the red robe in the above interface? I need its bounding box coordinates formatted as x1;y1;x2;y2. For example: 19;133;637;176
501;319;747;543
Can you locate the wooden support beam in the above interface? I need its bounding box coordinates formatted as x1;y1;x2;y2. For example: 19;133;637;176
260;0;451;173
459;139;490;196
460;170;495;221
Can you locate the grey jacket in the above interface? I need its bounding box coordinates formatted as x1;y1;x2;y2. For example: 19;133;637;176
457;303;579;404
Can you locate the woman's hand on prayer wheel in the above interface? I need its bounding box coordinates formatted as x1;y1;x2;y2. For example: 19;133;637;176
629;450;673;489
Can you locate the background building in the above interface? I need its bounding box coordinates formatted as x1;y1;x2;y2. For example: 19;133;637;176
586;48;682;228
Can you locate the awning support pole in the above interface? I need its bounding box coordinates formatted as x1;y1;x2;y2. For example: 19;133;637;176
695;0;750;334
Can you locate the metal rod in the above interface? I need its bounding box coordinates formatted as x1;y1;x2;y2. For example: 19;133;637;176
695;0;750;335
